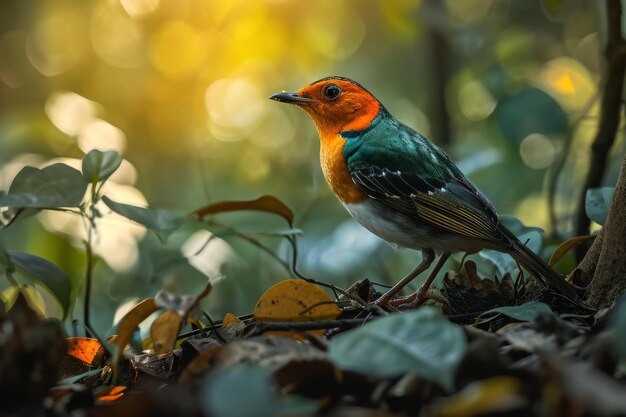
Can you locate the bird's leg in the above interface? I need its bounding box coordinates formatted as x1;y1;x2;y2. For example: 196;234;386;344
408;251;451;308
375;248;435;306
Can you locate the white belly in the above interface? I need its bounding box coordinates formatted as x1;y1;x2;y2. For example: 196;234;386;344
343;200;485;253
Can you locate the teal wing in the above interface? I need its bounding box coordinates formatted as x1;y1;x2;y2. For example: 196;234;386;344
343;112;503;245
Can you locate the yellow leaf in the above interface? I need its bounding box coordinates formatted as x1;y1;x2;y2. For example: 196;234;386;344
549;235;593;266
193;195;293;226
428;376;522;417
150;310;182;355
254;279;341;339
111;298;157;367
222;312;241;327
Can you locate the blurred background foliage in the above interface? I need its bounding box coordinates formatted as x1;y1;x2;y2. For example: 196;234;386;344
0;0;625;333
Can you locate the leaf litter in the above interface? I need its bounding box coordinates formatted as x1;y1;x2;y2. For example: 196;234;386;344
1;196;625;417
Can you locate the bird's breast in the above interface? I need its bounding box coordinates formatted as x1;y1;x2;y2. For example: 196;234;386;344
319;133;368;204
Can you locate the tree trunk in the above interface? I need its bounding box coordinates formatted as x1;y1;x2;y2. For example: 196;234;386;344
576;154;626;309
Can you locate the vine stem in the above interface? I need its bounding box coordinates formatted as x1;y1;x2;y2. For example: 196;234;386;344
83;182;99;337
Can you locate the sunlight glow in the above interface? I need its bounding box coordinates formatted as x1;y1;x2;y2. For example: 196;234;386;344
181;230;236;280
45;92;99;136
150;20;207;78
91;3;143;68
78;119;127;153
539;57;595;111
38;176;148;273
120;0;159;17
205;78;264;141
25;10;87;76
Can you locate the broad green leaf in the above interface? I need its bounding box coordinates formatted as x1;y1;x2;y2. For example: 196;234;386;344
102;196;185;240
499;215;545;237
193;195;294;227
585;187;614;226
478;301;552;323
0;163;87;208
477;216;544;279
0;243;14;273
82;150;122;185
611;295;626;360
329;308;466;390
8;251;71;316
201;366;319;417
495;88;568;144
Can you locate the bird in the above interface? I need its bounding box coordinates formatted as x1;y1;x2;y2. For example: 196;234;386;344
270;76;579;306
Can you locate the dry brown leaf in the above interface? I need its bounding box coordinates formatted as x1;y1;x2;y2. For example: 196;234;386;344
549;235;594;266
111;298;158;366
193;195;293;226
222;312;241;326
150;310;182;355
66;337;104;366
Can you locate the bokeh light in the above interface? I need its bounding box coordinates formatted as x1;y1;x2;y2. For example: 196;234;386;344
519;133;556;170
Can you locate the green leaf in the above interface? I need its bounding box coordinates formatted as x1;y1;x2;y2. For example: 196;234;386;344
495;87;568;144
328;308;466;390
476;216;544;279
8;251;71;316
0;163;87;208
82;150;123;185
478;301;552;323
585;187;614;226
59;367;103;385
0;242;14;273
102;196;185;240
201;366;319;417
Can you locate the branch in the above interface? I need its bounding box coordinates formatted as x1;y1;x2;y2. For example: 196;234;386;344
574;0;626;245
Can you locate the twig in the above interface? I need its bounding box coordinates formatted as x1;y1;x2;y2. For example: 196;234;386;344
245;318;368;338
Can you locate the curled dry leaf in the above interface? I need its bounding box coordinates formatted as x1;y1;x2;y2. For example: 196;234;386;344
111;298;158;367
150;310;182;355
254;279;341;339
193;195;294;226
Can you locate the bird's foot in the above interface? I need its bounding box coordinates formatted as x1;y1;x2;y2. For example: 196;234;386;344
408;291;450;309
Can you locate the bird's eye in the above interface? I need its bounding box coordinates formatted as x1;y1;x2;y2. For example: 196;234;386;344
323;84;341;100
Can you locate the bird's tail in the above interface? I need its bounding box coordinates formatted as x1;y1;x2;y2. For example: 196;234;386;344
501;227;579;302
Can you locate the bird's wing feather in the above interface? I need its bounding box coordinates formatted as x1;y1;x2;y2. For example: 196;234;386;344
344;112;502;243
350;166;502;243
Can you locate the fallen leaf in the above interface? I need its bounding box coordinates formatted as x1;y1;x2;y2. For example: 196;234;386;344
254;279;341;339
150;310;182;355
111;298;158;366
66;337;104;365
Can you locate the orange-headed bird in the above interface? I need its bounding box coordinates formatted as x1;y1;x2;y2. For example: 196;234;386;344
271;76;578;306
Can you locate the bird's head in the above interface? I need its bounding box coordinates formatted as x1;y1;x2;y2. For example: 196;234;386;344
270;76;381;137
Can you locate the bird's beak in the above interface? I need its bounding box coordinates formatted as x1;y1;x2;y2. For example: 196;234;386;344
269;91;313;105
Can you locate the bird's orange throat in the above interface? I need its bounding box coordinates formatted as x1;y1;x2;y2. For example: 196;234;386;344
319;132;368;205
